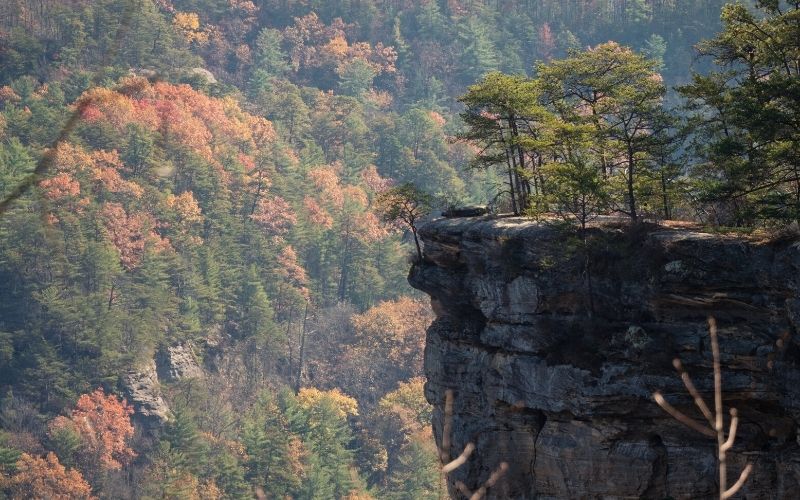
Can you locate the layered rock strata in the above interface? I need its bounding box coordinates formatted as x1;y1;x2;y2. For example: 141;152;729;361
408;217;800;499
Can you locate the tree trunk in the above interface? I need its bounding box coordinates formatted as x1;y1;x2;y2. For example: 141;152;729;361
627;147;638;221
294;302;309;394
412;226;423;262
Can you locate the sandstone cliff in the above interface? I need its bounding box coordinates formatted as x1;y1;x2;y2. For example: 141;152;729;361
408;217;800;499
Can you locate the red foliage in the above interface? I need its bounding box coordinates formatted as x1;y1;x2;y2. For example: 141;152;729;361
39;172;81;201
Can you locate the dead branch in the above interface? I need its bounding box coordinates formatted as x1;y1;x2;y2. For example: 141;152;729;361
653;317;753;499
439;389;509;499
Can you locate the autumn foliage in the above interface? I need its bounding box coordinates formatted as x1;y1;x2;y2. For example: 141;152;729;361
3;452;94;500
48;389;136;471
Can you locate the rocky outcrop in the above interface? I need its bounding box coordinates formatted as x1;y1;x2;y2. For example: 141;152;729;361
156;343;203;382
123;360;171;427
409;216;800;499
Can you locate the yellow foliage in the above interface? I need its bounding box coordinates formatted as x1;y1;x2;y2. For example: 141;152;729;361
174;11;200;31
323;35;350;58
377;377;432;433
173;12;209;44
297;387;359;418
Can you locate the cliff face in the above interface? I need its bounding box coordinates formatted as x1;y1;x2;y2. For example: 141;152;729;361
408;217;800;499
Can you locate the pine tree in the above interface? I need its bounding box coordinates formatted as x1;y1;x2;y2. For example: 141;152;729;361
456;16;499;85
243;393;303;498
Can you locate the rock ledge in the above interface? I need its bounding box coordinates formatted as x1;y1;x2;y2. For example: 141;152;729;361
409;217;800;499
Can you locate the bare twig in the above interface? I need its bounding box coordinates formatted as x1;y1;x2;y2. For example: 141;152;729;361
439;390;509;499
653;317;753;499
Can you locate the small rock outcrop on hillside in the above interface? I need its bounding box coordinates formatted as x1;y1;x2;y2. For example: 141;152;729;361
123;361;171;426
409;217;800;499
123;343;203;427
156;343;204;382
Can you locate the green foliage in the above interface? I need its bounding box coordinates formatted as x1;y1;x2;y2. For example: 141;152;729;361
0;432;21;474
48;425;81;469
678;0;800;225
383;438;440;500
338;59;378;97
285;390;364;499
163;407;209;472
242;392;302;498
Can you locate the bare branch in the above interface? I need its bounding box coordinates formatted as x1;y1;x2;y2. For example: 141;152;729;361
653;392;716;437
441;389;453;464
721;408;739;452
673;358;715;426
722;463;753;499
442;442;476;474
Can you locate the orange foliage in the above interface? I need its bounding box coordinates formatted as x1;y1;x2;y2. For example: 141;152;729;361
285;437;307;479
165;191;203;224
284;13;396;76
50;143;142;199
48;389;136;471
364;88;393;108
76;78;278;169
277;244;307;283
376;377;431;435
352;211;389;243
101;202;172;270
428;110;447;128
248;115;278;148
250;196;297;235
538;22;555;60
305;165;390;242
360;165;393;194
276;244;309;298
342;185;369;209
308;165;345;208
4;452;94;500
323;35;350;59
173;12;209;44
89;150;143;198
163;191;204;247
303;196;334;229
237;152;257;172
39;172;80;201
0;85;21;104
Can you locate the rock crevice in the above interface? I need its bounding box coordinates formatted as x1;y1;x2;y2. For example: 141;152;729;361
409;217;800;499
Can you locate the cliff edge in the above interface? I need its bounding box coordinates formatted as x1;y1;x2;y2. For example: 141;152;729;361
408;216;800;499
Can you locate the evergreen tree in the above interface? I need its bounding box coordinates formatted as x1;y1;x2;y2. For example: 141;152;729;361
455;16;499;85
242;393;303;498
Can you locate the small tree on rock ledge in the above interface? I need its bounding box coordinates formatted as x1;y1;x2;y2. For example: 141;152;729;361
376;183;432;262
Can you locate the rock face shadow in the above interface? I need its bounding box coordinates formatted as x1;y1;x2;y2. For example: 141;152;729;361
410;217;800;499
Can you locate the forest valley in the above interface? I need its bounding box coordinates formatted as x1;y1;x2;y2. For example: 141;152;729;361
0;0;798;498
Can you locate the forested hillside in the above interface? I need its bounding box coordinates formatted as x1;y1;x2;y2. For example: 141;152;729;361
2;0;793;498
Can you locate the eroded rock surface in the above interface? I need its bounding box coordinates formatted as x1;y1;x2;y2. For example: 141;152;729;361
156;343;203;382
409;217;800;499
123;360;171;426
